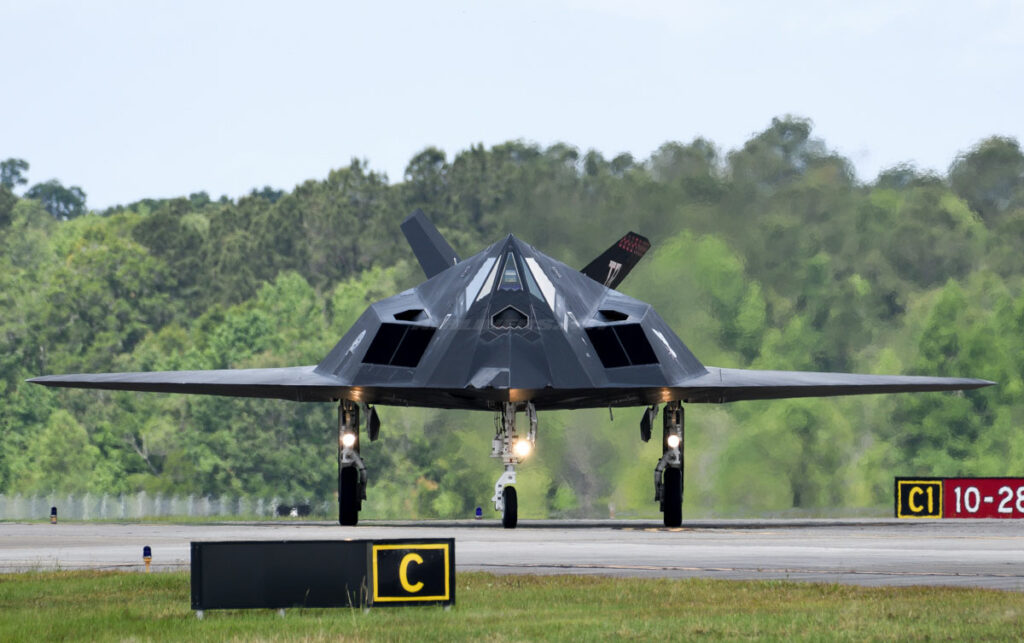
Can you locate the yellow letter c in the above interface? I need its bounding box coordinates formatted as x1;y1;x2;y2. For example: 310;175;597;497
909;487;923;513
399;553;424;593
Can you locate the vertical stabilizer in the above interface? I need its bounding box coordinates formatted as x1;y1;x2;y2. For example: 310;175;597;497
401;209;460;278
580;231;651;289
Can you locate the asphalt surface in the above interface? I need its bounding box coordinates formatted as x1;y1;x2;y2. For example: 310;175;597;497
2;519;1023;590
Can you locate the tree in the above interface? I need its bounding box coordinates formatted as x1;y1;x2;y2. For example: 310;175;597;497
649;139;722;202
949;136;1024;223
727;115;829;193
11;409;109;493
0;186;15;227
0;158;29;189
609;152;635;176
41;217;172;373
188;191;211;208
25;179;87;219
404;147;448;207
249;186;284;203
131;198;206;314
874;163;942;190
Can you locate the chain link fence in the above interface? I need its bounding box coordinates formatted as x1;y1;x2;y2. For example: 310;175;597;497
0;493;332;521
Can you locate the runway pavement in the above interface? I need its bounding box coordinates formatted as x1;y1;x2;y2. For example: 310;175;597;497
2;519;1023;590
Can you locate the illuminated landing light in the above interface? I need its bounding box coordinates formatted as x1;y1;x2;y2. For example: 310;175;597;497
666;434;681;450
513;439;533;459
341;433;357;449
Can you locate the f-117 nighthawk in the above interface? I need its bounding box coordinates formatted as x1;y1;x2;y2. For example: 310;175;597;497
31;211;993;527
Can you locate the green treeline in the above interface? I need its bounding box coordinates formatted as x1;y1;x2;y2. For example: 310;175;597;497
2;116;1023;518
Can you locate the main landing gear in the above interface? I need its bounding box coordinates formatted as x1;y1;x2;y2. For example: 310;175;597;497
335;397;678;528
648;401;684;527
337;399;378;526
491;401;537;528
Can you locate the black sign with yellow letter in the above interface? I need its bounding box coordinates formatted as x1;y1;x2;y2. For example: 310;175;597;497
895;478;943;518
371;542;453;605
191;539;455;612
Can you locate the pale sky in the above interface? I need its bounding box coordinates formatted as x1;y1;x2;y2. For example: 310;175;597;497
3;1;1022;209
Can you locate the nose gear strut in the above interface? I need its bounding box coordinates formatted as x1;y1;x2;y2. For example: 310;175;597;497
653;401;684;527
490;401;536;528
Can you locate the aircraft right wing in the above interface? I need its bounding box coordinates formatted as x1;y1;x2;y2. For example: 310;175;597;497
28;366;345;402
581;231;651;289
672;367;994;403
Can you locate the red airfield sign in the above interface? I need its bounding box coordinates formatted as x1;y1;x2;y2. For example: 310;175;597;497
896;478;1024;519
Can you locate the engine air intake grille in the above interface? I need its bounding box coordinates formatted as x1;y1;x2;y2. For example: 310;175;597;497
362;323;436;367
586;324;659;368
393;308;427;321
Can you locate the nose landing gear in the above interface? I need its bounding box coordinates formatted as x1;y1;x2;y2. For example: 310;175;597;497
653;402;684;527
338;400;367;526
491;401;536;528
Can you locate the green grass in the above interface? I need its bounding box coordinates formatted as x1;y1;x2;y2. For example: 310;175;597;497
2;570;1023;641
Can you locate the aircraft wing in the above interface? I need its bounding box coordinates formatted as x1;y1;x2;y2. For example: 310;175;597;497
674;367;994;403
28;366;345;402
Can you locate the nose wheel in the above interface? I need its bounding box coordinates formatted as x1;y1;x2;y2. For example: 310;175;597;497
339;465;360;525
501;486;518;528
661;466;682;527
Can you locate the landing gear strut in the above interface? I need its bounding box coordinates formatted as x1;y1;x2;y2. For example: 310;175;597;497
653;402;684;527
491;401;536;528
338;400;367;526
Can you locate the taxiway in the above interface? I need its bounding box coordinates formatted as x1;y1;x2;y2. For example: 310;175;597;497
2;519;1021;590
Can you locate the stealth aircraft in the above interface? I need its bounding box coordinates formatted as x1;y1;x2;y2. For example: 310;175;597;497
31;211;993;527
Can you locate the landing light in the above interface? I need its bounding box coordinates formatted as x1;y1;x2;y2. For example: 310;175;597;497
666;434;681;450
513;439;532;458
341;433;357;449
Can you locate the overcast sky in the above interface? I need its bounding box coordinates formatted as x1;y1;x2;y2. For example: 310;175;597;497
3;1;1022;209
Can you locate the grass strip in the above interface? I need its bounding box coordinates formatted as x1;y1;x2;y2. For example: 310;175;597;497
1;570;1023;641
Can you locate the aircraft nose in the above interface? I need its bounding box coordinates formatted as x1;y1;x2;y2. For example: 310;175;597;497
472;240;551;333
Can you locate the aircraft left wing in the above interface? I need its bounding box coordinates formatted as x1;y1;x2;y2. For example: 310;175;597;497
28;366;345;402
673;367;994;403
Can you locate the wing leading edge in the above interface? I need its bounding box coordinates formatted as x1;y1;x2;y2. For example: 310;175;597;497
672;367;994;403
28;366;345;402
27;366;994;408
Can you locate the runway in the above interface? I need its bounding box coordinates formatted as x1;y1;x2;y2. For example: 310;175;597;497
2;519;1023;591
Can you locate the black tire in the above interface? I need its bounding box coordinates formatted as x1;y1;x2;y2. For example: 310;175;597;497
502;486;518;529
662;467;682;527
339;466;359;526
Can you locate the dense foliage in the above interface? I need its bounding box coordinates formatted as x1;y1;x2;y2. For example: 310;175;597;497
2;116;1022;517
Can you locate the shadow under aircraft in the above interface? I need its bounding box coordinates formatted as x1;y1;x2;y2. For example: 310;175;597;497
31;211;994;527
